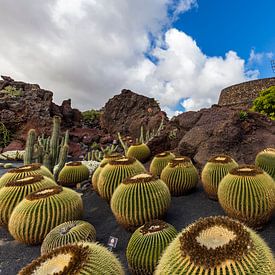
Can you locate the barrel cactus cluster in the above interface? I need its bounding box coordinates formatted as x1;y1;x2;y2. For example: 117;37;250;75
149;151;175;177
19;242;125;275
218;165;275;228
201;154;238;200
126;220;177;274
111;173;171;230
41;220;96;254
160;156;198;196
8;186;83;244
155;216;275;274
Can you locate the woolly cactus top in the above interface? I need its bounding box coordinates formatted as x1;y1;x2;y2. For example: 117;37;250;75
208;155;235;164
26;186;63;201
19;244;89;275
122;173;157;185
262;148;275;154
229;165;263;176
179;216;253;268
8;163;42;173
155;152;173;158
169;157;192;167
5;175;45;187
104;153;123;159
66;162;82;167
59;222;78;235
139;220;169;235
109;157;136;166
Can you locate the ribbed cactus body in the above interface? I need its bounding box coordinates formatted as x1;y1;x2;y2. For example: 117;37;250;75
111;173;171;231
8;186;83;244
41;220;96;254
149;152;175;177
155;216;275;274
201;155;238;200
218;165;275;228
126;143;151;163
255;148;275;180
19;242;125;275
126;220;177;274
98;157;146;201
58;161;90;187
160;157;198;196
0;175;57;226
0;164;54;188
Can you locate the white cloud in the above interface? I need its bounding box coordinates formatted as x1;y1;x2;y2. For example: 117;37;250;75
0;0;254;116
248;48;274;65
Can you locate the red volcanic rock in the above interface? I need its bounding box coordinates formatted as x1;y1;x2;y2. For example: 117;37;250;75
3;140;24;152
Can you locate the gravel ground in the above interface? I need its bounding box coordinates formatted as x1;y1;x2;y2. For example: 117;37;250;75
0;163;274;274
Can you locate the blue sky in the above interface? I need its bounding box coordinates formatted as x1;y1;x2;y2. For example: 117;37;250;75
173;0;275;78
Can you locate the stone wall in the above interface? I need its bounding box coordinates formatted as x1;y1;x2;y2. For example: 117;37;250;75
218;77;275;107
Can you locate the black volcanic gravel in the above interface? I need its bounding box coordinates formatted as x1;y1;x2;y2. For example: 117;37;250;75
0;163;274;275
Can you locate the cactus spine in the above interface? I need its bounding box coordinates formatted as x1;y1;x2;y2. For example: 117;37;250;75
41;220;96;255
8;186;83;244
155;216;275;274
19;242;125;275
111;173;171;231
126;220;177;274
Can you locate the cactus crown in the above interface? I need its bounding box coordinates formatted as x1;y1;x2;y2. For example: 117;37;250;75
156;152;171;158
140;220;168;235
169;157;191;167
229;165;263;176
19;244;89;275
109;157;136;166
66;162;82;167
179;216;253;269
26;186;63;201
104;152;123;159
5;175;44;187
208;155;234;164
9;163;42;173
59;222;78;235
122;173;157;185
262;147;275;153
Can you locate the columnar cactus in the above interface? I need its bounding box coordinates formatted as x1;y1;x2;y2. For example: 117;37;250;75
41;220;96;254
0;175;57;225
98;157;146;201
126;143;151;163
58;161;90;187
149;151;175;177
155;216;275;274
8;186;83;244
0;163;54;188
218;165;275;228
160;157;198;196
126;220;177;274
255;148;275;180
19;242;125;275
201;154;238;200
111;173;171;231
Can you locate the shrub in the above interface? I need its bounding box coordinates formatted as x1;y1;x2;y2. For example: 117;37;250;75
252;86;275;119
82;109;101;127
0;122;10;148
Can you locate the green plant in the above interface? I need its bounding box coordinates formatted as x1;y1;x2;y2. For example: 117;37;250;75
239;110;248;121
1;85;22;97
255;148;275;180
126;143;151;163
82;109;101;127
0;163;54;188
149;151;175;177
85;144;119;162
111;173;171;231
0;175;57;225
41;220;96;255
8;186;83;244
155;216;275;274
201;155;238;200
168;128;178;140
126;220;177;274
160;157;198;196
19;242;125;275
0;122;10;148
252;86;275;119
58;161;90;187
98;157;146;202
218;165;275;228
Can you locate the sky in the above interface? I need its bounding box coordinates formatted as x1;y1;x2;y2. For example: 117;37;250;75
0;0;274;117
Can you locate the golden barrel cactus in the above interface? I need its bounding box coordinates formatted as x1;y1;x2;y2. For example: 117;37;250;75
155;216;275;274
8;186;83;244
126;143;151;163
201;154;238;200
255;148;275;180
149;151;175;177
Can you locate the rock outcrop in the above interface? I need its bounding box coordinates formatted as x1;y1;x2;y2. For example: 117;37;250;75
100;89;168;138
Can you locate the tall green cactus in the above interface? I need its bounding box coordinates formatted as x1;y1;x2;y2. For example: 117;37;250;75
24;129;36;165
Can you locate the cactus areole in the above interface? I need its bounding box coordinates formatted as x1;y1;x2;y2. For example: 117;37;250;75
139;220;169;235
26;186;63;200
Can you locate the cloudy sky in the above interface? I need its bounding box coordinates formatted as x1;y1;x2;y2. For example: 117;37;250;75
0;0;274;116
